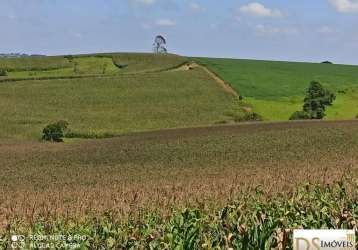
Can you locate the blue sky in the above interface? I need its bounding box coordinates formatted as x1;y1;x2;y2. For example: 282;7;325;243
1;0;358;64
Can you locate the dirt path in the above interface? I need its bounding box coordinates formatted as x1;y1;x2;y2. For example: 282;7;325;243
171;62;239;97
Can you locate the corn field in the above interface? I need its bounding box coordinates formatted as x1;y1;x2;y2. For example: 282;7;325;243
0;181;357;249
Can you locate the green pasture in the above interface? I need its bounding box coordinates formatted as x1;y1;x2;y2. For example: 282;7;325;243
195;57;358;120
0;56;71;71
0;53;187;80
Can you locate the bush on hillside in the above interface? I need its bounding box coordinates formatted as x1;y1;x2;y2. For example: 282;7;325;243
234;112;263;122
64;131;115;139
0;69;7;76
289;111;311;120
42;120;69;142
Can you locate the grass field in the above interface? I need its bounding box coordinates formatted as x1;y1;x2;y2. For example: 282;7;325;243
0;120;357;247
195;57;358;120
0;56;72;71
0;68;236;139
0;53;187;81
4;57;118;79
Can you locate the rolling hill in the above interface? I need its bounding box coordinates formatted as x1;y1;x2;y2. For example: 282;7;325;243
0;53;237;139
1;53;358;139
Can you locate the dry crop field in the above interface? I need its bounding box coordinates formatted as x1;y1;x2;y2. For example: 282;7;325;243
0;120;357;248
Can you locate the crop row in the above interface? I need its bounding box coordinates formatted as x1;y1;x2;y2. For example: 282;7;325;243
1;182;357;249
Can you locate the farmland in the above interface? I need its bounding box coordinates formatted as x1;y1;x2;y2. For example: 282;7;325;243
0;56;72;71
0;53;357;248
0;53;187;80
0;68;236;139
195;57;358;120
0;120;357;248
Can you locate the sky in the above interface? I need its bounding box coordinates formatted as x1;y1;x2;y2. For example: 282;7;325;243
1;0;358;64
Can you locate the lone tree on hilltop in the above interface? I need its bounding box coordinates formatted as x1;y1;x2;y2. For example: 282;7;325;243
153;35;167;54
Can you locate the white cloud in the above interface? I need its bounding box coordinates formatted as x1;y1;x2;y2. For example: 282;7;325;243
329;0;358;13
155;19;176;27
190;3;206;13
255;24;298;35
239;2;282;17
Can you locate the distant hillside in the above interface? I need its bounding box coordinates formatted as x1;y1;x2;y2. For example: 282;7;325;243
1;53;357;140
0;53;46;58
195;57;358;120
0;52;236;139
0;53;188;80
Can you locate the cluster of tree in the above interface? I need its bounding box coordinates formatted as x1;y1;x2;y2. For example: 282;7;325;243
42;120;69;142
0;69;7;76
290;81;336;120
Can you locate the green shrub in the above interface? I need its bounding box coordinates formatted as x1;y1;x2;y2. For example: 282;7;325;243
0;69;7;76
64;131;115;139
289;111;311;120
234;112;263;122
42;120;69;142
